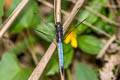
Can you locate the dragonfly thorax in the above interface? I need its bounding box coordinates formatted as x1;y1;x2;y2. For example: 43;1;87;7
55;22;63;42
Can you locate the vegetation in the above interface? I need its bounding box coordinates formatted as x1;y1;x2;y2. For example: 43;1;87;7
0;0;120;80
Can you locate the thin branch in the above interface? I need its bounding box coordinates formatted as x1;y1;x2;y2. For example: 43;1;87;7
0;0;29;39
92;4;120;8
28;0;85;80
84;6;120;26
26;29;39;65
97;35;116;58
39;0;67;15
54;0;61;23
27;44;38;65
72;1;120;8
115;0;120;41
82;21;111;38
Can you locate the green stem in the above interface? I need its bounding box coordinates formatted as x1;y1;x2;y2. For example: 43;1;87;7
67;69;72;80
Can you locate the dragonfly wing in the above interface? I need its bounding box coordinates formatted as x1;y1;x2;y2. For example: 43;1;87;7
58;41;64;75
64;18;86;40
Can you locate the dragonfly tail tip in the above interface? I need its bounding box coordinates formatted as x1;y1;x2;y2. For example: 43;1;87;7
61;67;64;75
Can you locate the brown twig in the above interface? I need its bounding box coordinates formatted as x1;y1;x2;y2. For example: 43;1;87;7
20;31;38;65
26;44;38;65
54;0;61;23
115;1;120;41
0;0;29;39
72;1;120;8
82;21;111;37
26;30;39;65
28;0;85;80
84;6;120;26
116;19;120;40
92;4;120;8
97;35;116;58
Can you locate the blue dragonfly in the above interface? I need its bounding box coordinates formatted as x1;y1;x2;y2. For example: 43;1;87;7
55;19;86;76
55;22;64;75
34;19;86;76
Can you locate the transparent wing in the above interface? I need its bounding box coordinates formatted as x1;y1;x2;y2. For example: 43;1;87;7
64;19;86;40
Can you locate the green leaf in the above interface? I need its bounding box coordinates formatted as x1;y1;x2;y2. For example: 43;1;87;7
78;35;104;55
75;63;98;80
46;43;74;75
108;11;115;21
63;44;74;69
12;68;32;80
78;9;98;24
76;24;88;35
34;23;55;42
0;53;32;80
46;12;54;23
6;0;42;33
93;18;106;35
61;1;71;10
90;0;107;6
93;18;116;35
103;24;116;35
0;0;4;25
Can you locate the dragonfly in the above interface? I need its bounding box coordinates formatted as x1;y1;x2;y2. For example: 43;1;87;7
55;22;64;76
55;19;86;77
34;19;86;74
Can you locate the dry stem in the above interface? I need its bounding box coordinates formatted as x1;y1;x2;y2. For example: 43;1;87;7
54;0;61;23
0;0;29;39
85;6;120;26
97;35;116;58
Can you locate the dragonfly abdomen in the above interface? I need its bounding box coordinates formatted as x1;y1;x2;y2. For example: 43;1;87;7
58;41;64;75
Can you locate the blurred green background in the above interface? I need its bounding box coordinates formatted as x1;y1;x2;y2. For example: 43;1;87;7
0;0;119;80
